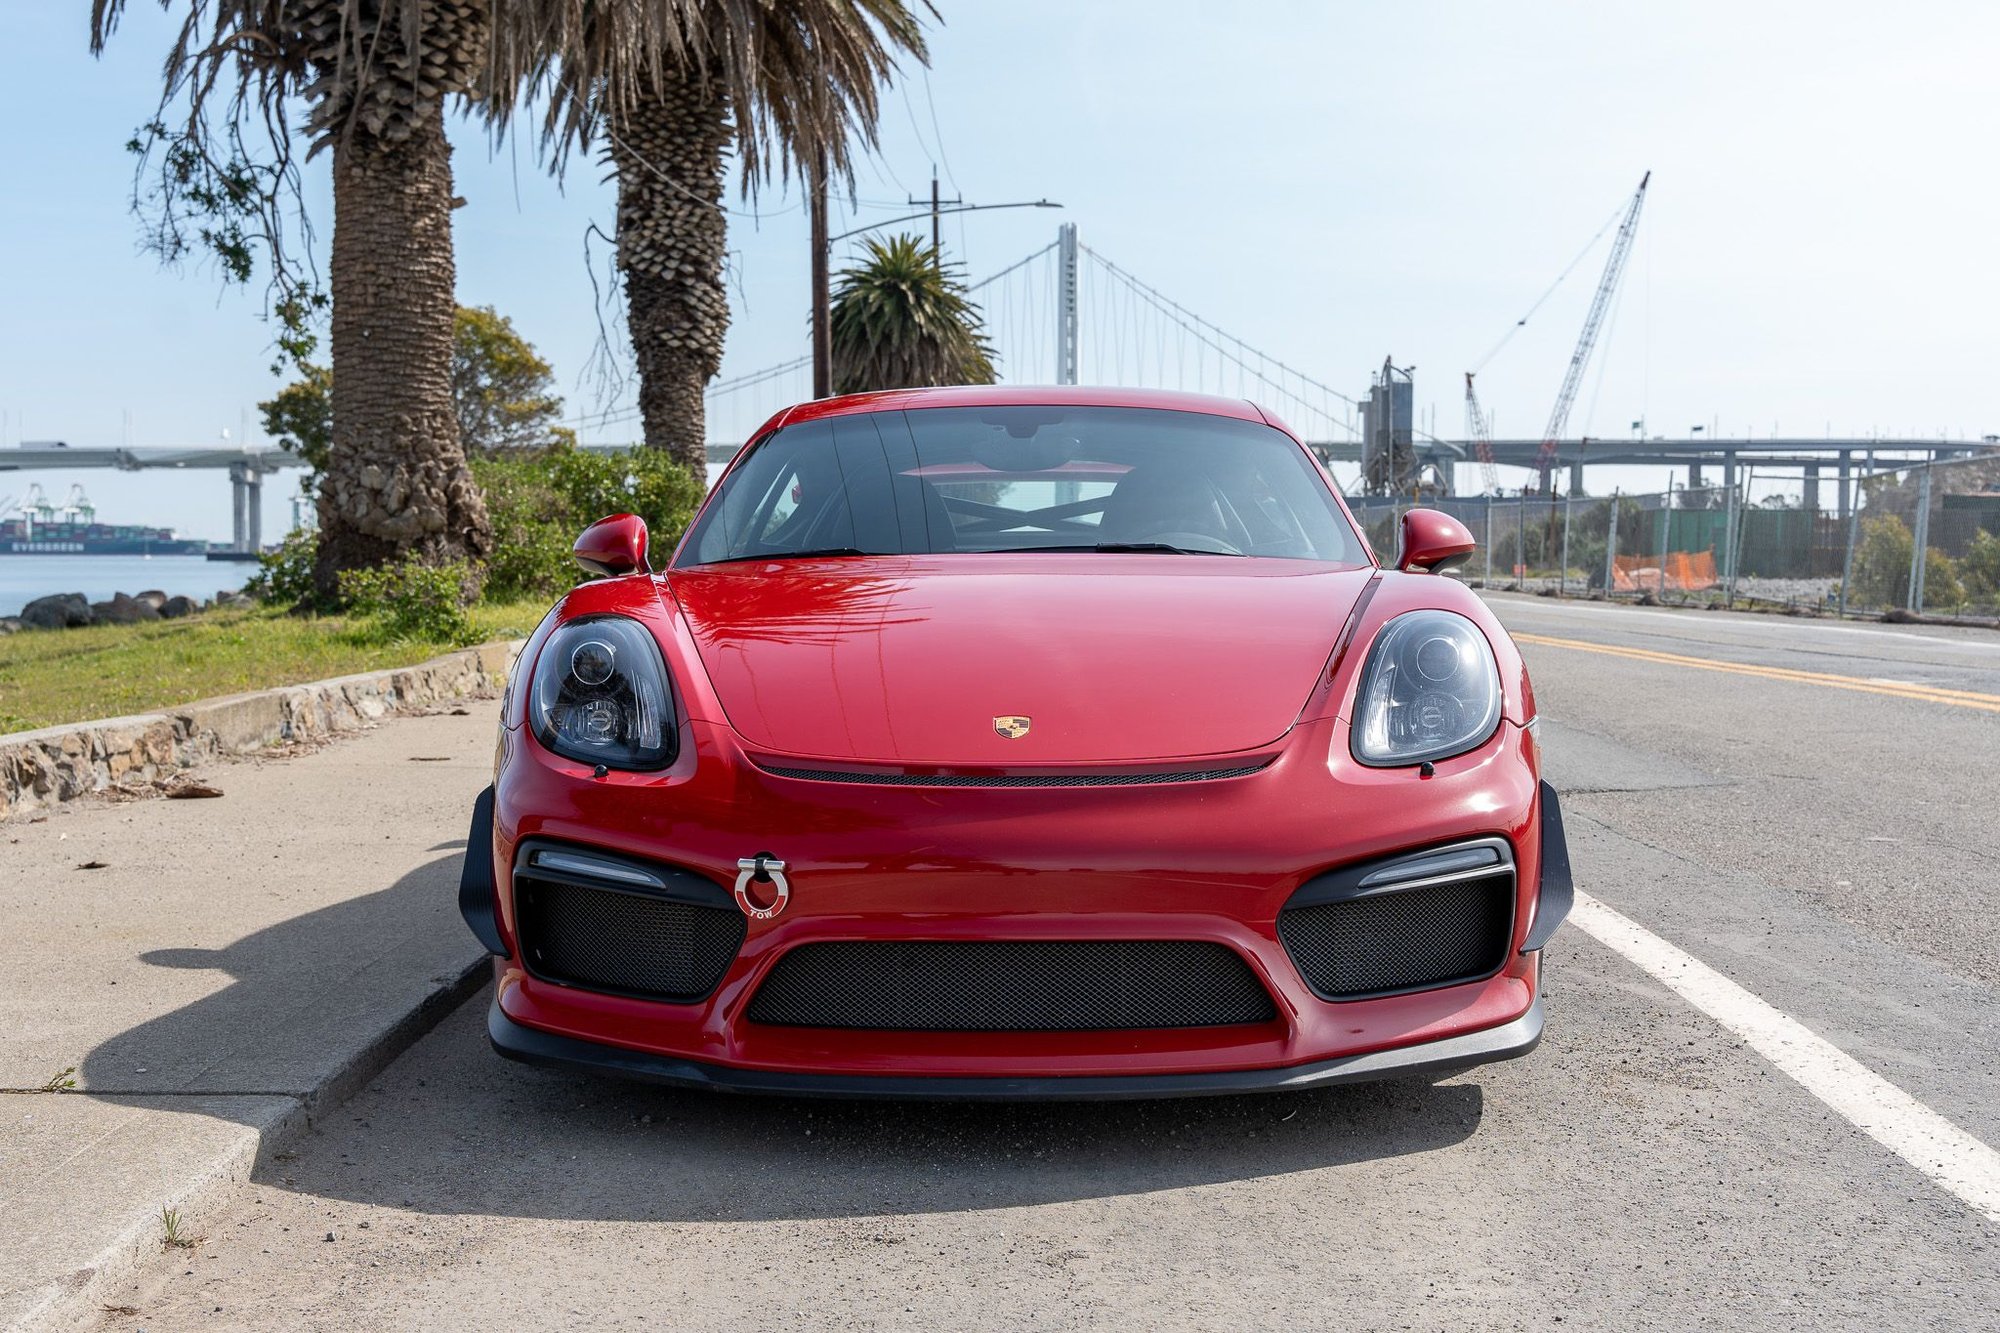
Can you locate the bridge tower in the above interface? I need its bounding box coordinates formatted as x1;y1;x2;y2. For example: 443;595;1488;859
1055;223;1079;385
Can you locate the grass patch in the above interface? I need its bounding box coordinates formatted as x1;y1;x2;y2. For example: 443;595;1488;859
0;600;548;733
159;1206;203;1251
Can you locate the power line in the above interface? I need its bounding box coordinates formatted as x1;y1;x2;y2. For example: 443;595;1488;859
1469;198;1626;374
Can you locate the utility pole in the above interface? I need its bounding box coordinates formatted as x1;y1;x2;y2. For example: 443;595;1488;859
1056;222;1079;385
909;168;961;259
810;148;831;398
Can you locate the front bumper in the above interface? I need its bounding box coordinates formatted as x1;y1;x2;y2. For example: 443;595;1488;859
464;713;1568;1092
488;990;1544;1100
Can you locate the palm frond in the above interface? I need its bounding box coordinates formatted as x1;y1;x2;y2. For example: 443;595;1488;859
489;0;934;193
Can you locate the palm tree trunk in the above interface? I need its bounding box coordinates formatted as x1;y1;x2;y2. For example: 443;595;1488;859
314;111;491;598
609;71;733;472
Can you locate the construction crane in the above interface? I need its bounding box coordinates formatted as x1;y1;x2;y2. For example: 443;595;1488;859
1533;171;1650;493
1464;373;1500;495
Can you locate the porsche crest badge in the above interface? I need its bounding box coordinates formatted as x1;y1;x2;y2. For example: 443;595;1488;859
993;716;1031;740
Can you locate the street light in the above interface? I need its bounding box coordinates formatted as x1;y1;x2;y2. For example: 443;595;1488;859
829;199;1062;247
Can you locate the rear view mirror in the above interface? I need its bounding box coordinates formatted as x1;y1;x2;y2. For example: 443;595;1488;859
574;513;651;577
1397;508;1476;575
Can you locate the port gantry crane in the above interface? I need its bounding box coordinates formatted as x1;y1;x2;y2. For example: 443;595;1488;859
1532;171;1651;493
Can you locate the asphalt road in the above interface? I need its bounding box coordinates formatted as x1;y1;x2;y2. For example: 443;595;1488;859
91;596;2000;1331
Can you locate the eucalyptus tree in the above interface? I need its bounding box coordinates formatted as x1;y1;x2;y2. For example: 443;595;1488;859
90;1;493;596
493;0;933;471
829;234;994;393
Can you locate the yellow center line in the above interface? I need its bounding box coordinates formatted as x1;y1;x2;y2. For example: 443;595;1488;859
1512;632;2000;714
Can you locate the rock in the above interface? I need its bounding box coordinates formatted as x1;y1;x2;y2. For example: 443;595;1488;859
133;590;169;612
0;618;21;635
214;590;255;609
161;595;199;619
89;593;162;625
19;593;93;630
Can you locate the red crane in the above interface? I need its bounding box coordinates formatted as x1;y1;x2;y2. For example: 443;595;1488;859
1533;172;1650;493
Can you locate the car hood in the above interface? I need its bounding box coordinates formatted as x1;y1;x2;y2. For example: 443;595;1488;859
667;556;1373;765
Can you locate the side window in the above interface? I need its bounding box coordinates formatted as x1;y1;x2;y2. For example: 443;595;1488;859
754;469;803;542
689;423;839;563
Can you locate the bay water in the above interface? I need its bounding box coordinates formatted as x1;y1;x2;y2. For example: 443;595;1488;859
0;555;251;618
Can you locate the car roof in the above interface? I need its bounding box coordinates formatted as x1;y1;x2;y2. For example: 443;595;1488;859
750;384;1275;440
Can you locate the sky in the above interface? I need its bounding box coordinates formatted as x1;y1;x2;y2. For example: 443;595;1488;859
3;1;1998;540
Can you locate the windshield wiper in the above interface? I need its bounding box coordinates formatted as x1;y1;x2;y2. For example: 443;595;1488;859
1009;542;1244;556
1094;541;1241;555
708;547;871;564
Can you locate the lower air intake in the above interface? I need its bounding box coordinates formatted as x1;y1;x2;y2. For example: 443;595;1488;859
746;940;1276;1031
1279;866;1514;1000
516;876;745;1004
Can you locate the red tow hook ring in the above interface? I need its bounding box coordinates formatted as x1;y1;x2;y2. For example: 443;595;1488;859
734;854;790;921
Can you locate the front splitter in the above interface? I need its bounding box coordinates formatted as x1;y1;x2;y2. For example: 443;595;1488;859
487;995;1543;1101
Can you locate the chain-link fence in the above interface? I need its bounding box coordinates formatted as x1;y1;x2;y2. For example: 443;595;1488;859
1347;463;2000;622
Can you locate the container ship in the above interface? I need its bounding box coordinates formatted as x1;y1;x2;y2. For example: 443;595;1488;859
0;484;208;556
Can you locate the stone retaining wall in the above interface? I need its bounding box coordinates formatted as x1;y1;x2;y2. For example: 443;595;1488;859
0;640;520;820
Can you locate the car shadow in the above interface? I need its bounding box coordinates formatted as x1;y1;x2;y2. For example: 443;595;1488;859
247;986;1488;1224
72;847;1488;1225
77;851;480;1100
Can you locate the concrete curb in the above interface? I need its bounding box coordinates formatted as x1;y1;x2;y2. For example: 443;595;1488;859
0;639;522;820
13;964;493;1333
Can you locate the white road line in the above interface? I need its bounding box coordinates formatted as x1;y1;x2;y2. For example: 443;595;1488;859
1570;891;2000;1225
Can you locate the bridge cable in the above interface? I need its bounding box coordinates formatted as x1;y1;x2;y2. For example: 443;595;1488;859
1081;246;1361;436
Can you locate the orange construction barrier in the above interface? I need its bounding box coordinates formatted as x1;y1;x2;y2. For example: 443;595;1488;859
1612;550;1719;593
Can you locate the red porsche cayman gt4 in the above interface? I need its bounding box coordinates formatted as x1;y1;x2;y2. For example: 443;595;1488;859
461;385;1571;1098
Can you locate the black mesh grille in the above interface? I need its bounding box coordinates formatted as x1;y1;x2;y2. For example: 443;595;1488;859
1279;871;1514;1000
516;876;745;1003
755;763;1270;788
746;940;1276;1031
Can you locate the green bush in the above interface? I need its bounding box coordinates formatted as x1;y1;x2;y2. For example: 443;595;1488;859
337;557;477;645
1848;514;1965;609
472;445;706;602
244;528;322;609
1963;529;2000;604
1926;549;1967;609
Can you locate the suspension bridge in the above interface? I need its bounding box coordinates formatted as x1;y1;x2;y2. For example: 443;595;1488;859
573;220;1990;509
573;222;1367;469
8;222;1993;555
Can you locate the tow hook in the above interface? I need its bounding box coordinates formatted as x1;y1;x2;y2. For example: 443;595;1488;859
734;854;790;921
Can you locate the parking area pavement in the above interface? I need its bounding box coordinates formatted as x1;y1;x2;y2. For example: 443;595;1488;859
72;598;2000;1330
0;705;496;1330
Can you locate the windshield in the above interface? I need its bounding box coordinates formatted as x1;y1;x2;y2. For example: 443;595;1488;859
677;405;1365;566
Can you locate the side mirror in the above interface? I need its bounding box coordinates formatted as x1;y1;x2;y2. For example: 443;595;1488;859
574;513;651;577
1397;508;1476;575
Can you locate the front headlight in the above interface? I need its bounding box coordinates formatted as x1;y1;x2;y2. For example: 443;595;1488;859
1351;611;1502;767
530;616;676;770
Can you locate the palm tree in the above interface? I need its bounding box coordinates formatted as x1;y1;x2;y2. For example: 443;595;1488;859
90;1;493;598
492;1;932;472
830;234;995;393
